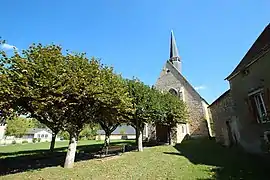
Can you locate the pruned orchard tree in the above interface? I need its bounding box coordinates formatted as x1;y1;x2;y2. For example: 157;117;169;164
95;66;133;149
0;43;104;168
155;91;188;145
0;44;71;152
126;79;155;151
56;54;103;168
5;116;35;138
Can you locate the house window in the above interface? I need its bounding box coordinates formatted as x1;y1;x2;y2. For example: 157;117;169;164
41;134;44;138
182;126;185;133
37;134;40;138
249;90;268;123
45;134;48;138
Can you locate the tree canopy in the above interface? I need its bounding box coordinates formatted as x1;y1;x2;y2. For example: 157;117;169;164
0;42;188;168
5;116;34;138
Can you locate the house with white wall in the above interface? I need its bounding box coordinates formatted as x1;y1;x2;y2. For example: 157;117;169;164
23;128;53;142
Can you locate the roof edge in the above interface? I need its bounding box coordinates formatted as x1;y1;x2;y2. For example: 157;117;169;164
208;90;230;107
167;60;209;105
225;23;270;80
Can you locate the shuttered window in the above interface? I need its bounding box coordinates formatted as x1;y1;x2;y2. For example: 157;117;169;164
248;89;269;123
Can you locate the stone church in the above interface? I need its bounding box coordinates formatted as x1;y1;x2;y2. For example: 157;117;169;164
146;31;212;144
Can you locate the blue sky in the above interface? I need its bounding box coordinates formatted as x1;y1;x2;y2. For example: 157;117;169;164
1;1;269;103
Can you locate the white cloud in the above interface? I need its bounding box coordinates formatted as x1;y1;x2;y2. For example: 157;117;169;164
194;85;207;91
1;43;18;51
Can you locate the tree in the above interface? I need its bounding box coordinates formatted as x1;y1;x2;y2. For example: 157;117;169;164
31;118;47;128
0;44;70;151
79;123;98;140
0;40;20;124
155;91;188;144
95;67;133;149
5;116;34;138
0;44;100;168
126;79;155;151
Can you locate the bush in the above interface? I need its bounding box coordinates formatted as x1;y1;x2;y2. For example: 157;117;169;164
59;131;70;140
22;140;28;144
32;138;37;143
38;138;41;142
11;140;16;144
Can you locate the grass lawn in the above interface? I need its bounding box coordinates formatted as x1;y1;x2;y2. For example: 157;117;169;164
0;140;131;158
0;140;96;157
1;139;270;180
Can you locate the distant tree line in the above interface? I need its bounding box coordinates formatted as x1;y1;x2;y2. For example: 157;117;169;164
5;116;98;141
0;41;188;168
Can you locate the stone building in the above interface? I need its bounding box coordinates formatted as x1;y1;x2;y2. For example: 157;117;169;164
208;90;239;147
148;31;212;144
209;23;270;153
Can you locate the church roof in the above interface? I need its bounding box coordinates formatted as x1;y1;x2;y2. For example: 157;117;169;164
226;23;270;80
166;60;209;105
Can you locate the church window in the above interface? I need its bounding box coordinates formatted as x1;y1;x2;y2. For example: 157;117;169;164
169;88;178;96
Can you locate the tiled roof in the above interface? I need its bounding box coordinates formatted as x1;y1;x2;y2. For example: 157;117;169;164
97;125;135;135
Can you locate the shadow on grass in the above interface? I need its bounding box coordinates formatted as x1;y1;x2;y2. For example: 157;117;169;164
0;141;135;176
164;138;270;180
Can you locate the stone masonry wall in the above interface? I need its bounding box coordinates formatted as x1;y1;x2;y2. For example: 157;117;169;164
208;90;235;146
155;61;209;137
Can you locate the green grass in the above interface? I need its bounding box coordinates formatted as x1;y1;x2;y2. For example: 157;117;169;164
0;140;132;158
0;140;94;157
1;139;270;180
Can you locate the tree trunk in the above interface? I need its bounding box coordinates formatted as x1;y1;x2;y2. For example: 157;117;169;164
136;127;143;152
104;132;111;155
50;131;58;152
168;126;173;145
64;134;78;168
135;131;139;145
138;129;143;151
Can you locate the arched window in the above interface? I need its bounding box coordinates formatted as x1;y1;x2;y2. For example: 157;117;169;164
169;88;178;96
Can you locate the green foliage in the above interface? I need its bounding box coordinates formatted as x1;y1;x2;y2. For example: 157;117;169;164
79;124;98;140
0;42;188;167
32;138;37;143
5;116;33;138
11;140;16;144
59;131;69;140
126;79;157;130
31;118;47;128
37;138;41;142
119;128;126;135
22;140;28;144
155;92;188;127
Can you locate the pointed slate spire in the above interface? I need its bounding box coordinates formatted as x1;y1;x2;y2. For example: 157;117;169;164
169;30;181;72
170;30;179;58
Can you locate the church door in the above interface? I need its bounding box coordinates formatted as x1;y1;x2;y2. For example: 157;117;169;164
156;125;169;143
